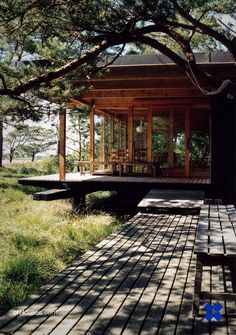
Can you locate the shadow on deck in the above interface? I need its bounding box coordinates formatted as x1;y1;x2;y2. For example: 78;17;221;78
0;212;235;334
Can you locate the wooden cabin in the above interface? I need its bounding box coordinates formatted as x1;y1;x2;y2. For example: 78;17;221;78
20;52;236;204
64;53;235;202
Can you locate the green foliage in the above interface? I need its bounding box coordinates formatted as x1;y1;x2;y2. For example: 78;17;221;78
3;254;55;286
0;253;59;310
4;125;57;163
0;164;122;313
11;233;48;252
0;0;234;118
33;156;59;174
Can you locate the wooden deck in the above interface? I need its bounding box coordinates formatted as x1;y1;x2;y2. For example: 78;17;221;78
0;211;235;334
138;189;204;212
19;173;211;195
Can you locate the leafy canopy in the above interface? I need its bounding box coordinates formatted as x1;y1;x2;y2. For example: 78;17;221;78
0;0;235;119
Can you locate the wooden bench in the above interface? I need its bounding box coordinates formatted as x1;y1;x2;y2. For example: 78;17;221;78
118;161;159;177
193;204;236;316
77;161;118;175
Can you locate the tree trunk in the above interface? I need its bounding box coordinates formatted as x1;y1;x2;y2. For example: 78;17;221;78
9;148;14;163
0;120;3;167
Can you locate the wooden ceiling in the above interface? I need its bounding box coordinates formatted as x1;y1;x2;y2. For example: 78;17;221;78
71;54;236;111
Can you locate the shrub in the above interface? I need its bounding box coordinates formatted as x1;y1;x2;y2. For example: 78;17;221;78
35;156;59;174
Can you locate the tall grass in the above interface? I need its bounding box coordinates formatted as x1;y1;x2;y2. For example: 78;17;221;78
0;159;122;314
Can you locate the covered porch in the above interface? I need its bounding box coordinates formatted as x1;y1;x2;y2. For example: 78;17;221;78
67;54;215;180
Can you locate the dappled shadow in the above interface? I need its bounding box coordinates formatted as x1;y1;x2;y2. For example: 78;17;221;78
86;191;142;219
0;212;235;334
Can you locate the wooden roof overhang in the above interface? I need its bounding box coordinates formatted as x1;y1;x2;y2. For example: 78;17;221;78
71;53;236;112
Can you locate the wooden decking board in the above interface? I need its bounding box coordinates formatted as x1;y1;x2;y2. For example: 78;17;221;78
66;215;173;335
98;216;182;335
142;216;195;335
20;214;160;335
0;211;236;334
172;217;198;335
28;217;157;332
138;189;204;211
117;215;185;335
0;216;146;333
19;173;211;190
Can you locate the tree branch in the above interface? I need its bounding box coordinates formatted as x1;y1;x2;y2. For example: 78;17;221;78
171;0;236;60
0;40;111;97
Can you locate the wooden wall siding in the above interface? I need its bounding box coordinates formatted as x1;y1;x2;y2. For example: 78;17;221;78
211;93;236;203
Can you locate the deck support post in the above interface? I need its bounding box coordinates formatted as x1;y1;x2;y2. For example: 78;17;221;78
71;193;86;213
59;108;66;181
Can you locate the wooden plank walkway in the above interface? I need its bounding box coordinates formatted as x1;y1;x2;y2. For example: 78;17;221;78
0;212;235;335
138;189;204;212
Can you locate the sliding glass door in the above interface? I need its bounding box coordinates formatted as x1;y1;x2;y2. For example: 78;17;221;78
152;108;210;177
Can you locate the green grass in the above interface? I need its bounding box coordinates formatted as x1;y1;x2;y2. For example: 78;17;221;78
0;159;122;313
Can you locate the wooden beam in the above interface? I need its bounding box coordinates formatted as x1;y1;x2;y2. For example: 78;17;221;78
90;106;95;173
59;109;66;181
33;189;73;201
92;97;210;109
79;63;234;81
84;78;195;90
82;88;205;99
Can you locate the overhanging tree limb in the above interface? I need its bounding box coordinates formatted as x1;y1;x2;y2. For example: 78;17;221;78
171;0;236;59
0;40;111;97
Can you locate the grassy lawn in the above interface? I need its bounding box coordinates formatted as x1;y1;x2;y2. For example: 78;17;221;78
0;161;122;315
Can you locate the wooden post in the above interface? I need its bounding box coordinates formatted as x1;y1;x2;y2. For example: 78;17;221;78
59;109;66;181
128;106;133;161
185;107;190;177
110;114;114;156
90;106;95;173
147;107;152;162
101;112;105;169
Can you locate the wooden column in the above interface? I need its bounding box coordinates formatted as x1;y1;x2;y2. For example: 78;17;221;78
101;112;105;169
128;106;133;161
90;106;95;173
185;107;190;177
147;107;152;162
59;109;66;181
110;114;114;153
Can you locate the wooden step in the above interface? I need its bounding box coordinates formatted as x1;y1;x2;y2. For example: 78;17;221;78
33;189;73;201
